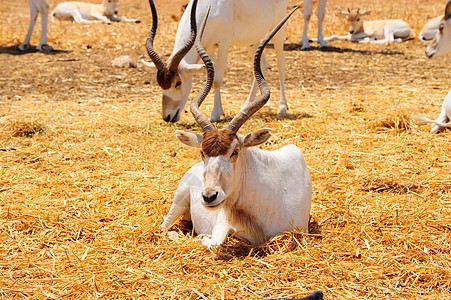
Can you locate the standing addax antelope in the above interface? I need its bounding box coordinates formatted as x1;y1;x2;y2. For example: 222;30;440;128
414;0;451;133
144;0;291;123
19;0;53;52
161;6;312;247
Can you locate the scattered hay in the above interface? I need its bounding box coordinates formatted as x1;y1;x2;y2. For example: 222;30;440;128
368;110;413;132
6;120;47;137
0;0;450;299
360;176;425;194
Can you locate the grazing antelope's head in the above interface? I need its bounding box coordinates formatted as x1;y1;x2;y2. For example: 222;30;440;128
338;8;370;35
103;0;118;17
426;0;451;58
176;7;298;209
145;0;204;123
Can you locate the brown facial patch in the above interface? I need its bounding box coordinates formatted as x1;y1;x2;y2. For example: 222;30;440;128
201;130;237;157
157;68;177;90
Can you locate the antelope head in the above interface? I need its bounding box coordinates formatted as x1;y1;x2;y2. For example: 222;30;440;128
426;0;451;58
176;7;298;209
145;0;204;123
338;8;370;35
103;0;118;17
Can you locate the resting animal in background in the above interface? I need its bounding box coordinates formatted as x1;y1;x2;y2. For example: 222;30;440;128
321;8;412;44
144;0;291;123
51;0;140;24
300;0;328;50
161;6;312;247
414;0;451;133
419;16;442;42
19;0;53;51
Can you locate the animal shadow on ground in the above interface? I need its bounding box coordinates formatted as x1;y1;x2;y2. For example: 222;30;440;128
267;43;404;56
255;111;313;121
172;219;322;261
0;45;70;55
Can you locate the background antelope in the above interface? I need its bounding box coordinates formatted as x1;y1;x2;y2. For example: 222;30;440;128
415;0;451;133
321;8;412;44
161;6;312;247
144;0;291;123
19;0;52;51
419;16;441;42
51;0;140;24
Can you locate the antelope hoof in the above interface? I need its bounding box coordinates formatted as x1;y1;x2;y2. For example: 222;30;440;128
18;43;31;51
37;44;53;52
278;105;288;115
200;236;219;247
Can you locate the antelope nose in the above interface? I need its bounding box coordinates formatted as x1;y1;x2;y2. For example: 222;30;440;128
349;29;354;34
202;192;218;204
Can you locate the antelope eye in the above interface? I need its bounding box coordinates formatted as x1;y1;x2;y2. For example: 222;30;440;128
200;150;205;159
357;18;360;22
175;81;182;88
439;23;444;32
231;150;239;158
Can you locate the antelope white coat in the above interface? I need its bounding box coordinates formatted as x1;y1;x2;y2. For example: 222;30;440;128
51;0;139;24
19;0;52;52
143;0;290;122
161;137;312;246
419;16;442;42
415;1;451;133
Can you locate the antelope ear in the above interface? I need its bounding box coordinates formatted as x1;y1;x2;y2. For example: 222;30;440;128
141;59;157;68
185;63;205;72
176;130;203;148
336;10;350;16
360;10;371;15
243;128;271;148
445;0;451;20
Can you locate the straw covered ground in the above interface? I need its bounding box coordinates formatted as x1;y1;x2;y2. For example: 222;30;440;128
0;0;450;298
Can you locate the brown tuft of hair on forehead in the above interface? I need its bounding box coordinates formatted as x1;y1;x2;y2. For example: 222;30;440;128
157;68;176;90
201;129;237;157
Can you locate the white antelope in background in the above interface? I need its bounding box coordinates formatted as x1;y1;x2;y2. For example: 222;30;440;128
414;0;451;133
51;0;140;24
19;0;53;52
144;0;291;123
300;0;328;50
161;7;312;247
324;9;412;44
419;16;442;42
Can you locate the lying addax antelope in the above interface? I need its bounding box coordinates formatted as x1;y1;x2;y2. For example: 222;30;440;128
161;6;312;247
19;0;53;52
144;0;291;123
322;8;412;44
300;0;328;50
419;16;442;42
414;0;451;133
51;0;140;24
